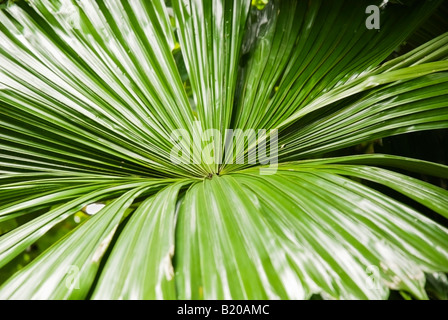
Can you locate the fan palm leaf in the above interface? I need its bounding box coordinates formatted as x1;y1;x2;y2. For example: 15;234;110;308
0;0;447;299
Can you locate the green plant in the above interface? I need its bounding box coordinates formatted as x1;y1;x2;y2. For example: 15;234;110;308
0;0;448;300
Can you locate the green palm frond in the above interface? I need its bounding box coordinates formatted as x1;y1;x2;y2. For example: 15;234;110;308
0;0;447;300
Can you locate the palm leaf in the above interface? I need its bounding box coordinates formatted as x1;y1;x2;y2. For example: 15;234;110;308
0;0;447;300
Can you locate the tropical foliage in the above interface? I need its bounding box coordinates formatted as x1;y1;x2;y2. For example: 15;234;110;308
0;0;447;299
